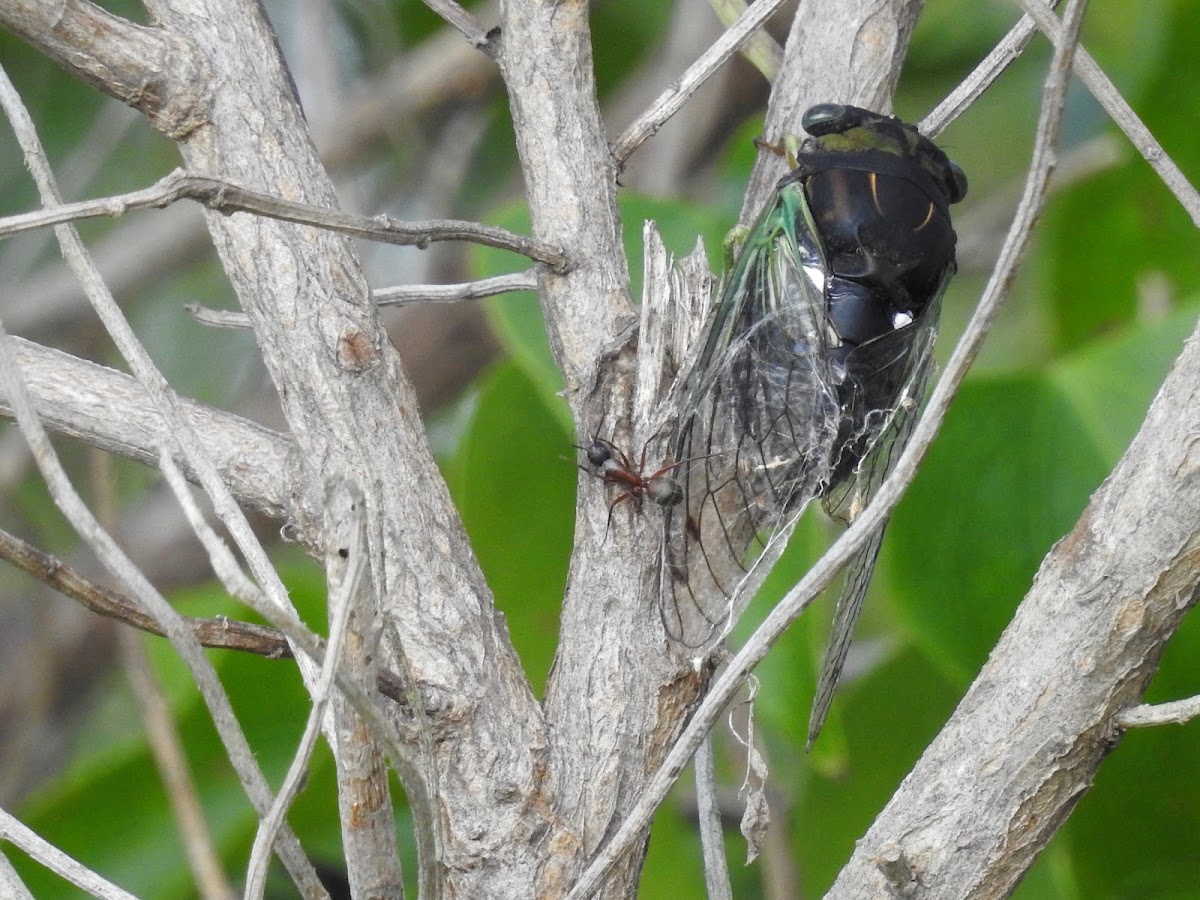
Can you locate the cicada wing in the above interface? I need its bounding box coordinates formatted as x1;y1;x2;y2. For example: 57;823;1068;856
663;184;841;649
807;288;944;746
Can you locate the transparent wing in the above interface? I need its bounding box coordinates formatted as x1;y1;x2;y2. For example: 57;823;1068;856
806;287;944;746
662;184;842;649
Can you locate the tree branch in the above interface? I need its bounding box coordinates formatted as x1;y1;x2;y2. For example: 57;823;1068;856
611;0;789;169
1016;0;1200;225
0;169;569;271
0;336;296;524
0;524;290;659
0;0;208;138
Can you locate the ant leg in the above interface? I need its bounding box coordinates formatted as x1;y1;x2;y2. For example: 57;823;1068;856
604;491;633;540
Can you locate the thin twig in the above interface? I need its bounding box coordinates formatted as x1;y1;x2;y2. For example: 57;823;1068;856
0;849;35;900
120;631;236;900
709;0;783;80
611;0;789;168
95;445;231;900
1116;696;1200;729
0;318;327;897
3;52;405;786
373;269;539;305
422;0;495;50
564;1;1088;892
156;449;412;760
696;732;732;900
0;168;570;271
0;524;286;656
245;479;369;899
1014;0;1200;225
0;520;415;709
0;808;138;900
920;2;1062;137
184;269;540;329
326;477;407;899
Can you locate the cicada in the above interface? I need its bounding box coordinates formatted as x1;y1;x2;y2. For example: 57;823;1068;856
663;103;967;745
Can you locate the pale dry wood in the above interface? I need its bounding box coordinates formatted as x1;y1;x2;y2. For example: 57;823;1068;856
0;336;295;522
321;478;407;900
0;0;207;137
0;168;568;270
0;807;138;900
138;0;549;894
1118;695;1200;728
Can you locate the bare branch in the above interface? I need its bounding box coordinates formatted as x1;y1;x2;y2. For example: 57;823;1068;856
611;0;789;168
1015;0;1200;225
1116;696;1200;729
130;0;551;890
0;807;139;900
118;631;236;900
0;517;419;715
0;849;35;900
0;524;290;658
373;270;540;305
709;0;783;80
0;336;295;523
496;0;632;393
0;168;569;271
246;479;369;900
322;478;406;899
0;0;207;137
920;2;1062;137
696;733;732;900
185;270;540;329
0;313;327;897
422;0;494;50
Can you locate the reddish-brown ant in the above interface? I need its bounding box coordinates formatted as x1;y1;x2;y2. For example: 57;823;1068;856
577;437;684;516
574;436;725;541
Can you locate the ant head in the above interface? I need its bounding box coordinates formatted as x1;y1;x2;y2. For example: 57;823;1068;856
574;439;613;469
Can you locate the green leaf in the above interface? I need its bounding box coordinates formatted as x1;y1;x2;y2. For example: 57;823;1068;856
444;361;576;693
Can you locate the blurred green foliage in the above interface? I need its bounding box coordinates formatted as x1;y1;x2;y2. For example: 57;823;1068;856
5;0;1200;898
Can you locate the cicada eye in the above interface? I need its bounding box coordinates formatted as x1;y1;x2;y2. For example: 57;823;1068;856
802;103;849;137
946;161;968;204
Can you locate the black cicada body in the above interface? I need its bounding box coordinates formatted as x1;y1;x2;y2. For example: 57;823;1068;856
663;103;967;744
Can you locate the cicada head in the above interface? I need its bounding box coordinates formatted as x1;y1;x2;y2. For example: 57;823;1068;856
799;103;967;209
